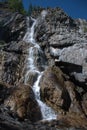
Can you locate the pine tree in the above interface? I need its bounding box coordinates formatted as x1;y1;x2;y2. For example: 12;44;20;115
8;0;26;14
28;3;33;16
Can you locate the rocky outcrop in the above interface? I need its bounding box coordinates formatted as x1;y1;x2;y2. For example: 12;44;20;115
40;66;71;113
0;4;27;84
35;8;87;74
4;84;42;122
50;43;87;73
1;66;86;129
0;4;26;43
1;41;27;85
0;3;87;130
40;65;87;128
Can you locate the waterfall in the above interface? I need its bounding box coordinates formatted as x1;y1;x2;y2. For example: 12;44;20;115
23;17;57;120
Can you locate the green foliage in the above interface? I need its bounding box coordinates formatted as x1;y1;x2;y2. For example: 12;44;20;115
8;0;26;14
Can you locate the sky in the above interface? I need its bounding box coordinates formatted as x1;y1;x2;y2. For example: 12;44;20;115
22;0;87;20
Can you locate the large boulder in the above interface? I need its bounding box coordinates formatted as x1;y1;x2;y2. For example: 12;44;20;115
40;66;87;123
4;84;42;122
40;66;71;114
51;43;87;73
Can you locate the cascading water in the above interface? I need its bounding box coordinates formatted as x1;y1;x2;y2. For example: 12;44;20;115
23;16;57;120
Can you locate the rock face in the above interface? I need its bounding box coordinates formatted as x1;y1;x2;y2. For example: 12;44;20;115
0;3;26;85
40;65;87;128
40;66;71;113
40;66;87;116
0;3;87;130
0;4;26;43
35;7;87;74
1;41;27;85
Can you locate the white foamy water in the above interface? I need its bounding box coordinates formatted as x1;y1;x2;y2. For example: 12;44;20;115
28;47;36;70
33;72;57;120
37;100;57;120
23;16;57;120
23;17;36;43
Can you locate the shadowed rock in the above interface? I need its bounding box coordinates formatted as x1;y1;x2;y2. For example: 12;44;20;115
0;81;13;104
55;61;82;74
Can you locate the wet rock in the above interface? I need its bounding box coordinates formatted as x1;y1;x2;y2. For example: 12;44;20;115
25;70;39;86
24;44;47;74
4;84;42;122
31;47;47;71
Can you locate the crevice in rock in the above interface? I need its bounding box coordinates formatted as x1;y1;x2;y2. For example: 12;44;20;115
61;89;71;113
74;89;87;118
50;42;75;49
70;75;87;92
55;61;87;92
0;82;13;104
3;49;23;54
55;61;82;74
